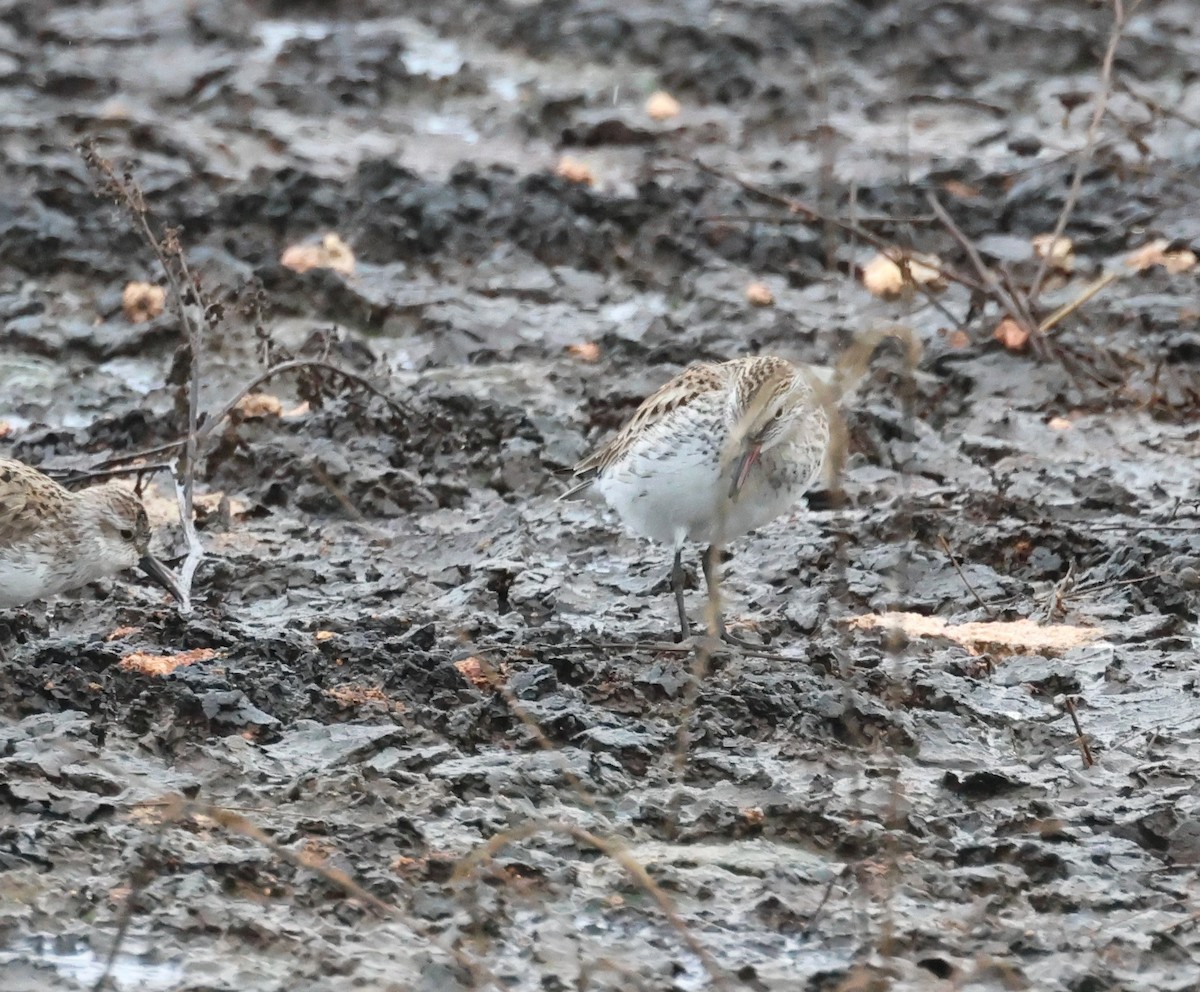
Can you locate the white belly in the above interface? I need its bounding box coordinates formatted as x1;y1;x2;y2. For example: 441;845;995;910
593;435;823;548
595;440;724;547
0;553;58;608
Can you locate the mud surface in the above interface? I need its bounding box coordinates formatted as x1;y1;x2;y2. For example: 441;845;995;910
3;1;1200;990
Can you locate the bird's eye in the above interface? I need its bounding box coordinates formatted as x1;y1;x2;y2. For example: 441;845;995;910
120;528;134;540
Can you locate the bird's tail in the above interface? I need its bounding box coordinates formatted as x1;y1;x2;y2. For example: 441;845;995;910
556;472;597;501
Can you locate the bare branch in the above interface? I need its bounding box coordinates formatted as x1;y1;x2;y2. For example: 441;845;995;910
1029;0;1142;300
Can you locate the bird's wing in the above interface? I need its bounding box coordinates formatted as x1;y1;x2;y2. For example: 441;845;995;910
0;462;62;548
563;363;726;495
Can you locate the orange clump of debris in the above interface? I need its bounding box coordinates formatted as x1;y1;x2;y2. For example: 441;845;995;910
119;648;218;676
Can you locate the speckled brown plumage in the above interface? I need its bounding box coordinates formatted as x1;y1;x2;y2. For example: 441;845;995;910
0;458;181;610
561;355;831;642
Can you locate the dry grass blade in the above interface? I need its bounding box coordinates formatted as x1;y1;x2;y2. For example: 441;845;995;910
456;650;730;988
101;795;501;990
830;326;922;402
1028;0;1143;301
1036;271;1121;334
464;652;599;811
672;370;789;772
454;819;732;990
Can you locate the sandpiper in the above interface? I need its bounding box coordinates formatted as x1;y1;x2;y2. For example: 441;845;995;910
0;459;183;649
562;356;832;644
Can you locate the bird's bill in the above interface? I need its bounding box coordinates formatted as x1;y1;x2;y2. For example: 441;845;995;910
729;443;762;499
138;554;185;603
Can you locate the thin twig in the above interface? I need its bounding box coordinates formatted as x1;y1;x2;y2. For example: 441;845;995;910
171;248;205;606
1063;697;1095;768
594;638;796;661
1036;271;1121;334
196;359;416;442
91;441;189;469
181;796;499;987
80;143;205;611
55;462;176;486
691;157;988;331
701;211;938;226
466;652;599;811
455;820;732;991
86;360;418;459
799;873;841;936
91;833;162;991
1029;0;1142;300
925;192;1033;332
93;793;499;991
672;552;718;774
936;534;996;619
1116;77;1200;131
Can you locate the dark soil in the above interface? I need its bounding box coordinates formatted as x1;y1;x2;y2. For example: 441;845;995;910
2;1;1200;990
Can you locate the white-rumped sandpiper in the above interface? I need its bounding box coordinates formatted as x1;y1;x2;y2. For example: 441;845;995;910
562;356;832;644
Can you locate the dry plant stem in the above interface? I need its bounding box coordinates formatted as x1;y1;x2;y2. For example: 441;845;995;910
172;251;204;605
90;360;416;469
1037;271;1121;334
92;441;189;470
925;192;1034;332
93;794;499;991
126;215;205;605
470;653;599;811
671;546;721;774
1029;0;1142;301
57;462;176;486
701;211;937;226
309;462;368;523
196;359;416;441
936;534;996;619
691;158;988;306
596;639;793;660
455;820;731;991
92;833;163;992
1066;569;1164;599
164;795;498;988
1116;78;1200;130
81;144;204;610
460;659;724;985
799;873;841;936
1063;697;1095;768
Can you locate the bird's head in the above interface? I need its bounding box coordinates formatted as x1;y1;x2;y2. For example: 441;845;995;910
80;484;184;602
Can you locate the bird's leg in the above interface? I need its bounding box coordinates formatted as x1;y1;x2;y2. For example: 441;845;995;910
701;545;724;636
670;548;691;642
702;545;764;649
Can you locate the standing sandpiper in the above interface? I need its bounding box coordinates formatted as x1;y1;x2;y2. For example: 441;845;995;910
562;356;832;644
0;459;183;649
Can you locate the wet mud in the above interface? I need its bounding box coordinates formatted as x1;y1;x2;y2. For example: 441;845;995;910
2;1;1200;990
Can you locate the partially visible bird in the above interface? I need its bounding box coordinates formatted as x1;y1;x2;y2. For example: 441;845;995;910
561;355;833;644
0;458;183;653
